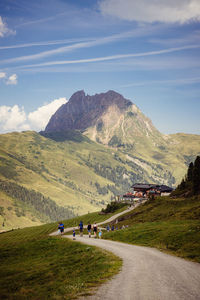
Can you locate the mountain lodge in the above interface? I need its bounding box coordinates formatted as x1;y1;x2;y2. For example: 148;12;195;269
132;183;173;196
122;183;173;200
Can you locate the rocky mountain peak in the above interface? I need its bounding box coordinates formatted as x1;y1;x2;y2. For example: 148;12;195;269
69;90;86;103
44;90;133;132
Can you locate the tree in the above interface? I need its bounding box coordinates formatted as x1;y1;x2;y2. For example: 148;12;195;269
192;156;200;194
178;178;186;190
187;162;194;182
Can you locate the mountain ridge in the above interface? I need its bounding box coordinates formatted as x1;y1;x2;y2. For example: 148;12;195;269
45;90;133;133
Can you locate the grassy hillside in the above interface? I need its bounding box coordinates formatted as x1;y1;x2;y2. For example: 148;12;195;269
0;220;121;299
103;196;200;262
0;130;200;230
0;131;133;230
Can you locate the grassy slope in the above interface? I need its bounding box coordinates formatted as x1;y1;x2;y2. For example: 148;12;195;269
0;131;132;230
0;190;42;230
103;196;200;262
0;220;121;300
1;130;200;230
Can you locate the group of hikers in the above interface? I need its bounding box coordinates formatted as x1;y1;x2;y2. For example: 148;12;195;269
58;221;102;239
73;221;102;240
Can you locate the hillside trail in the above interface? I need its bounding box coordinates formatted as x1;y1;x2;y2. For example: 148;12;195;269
66;235;200;300
51;202;200;299
50;201;143;236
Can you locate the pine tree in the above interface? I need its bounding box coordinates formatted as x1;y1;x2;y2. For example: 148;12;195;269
187;162;194;182
178;178;186;190
192;156;200;194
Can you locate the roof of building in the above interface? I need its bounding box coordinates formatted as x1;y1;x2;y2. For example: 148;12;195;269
131;183;156;189
131;183;173;192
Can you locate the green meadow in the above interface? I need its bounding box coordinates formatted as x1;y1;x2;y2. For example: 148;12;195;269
103;196;200;262
0;219;121;299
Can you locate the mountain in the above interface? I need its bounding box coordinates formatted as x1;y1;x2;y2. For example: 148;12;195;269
45;90;132;132
1;90;200;231
45;90;164;146
44;90;200;185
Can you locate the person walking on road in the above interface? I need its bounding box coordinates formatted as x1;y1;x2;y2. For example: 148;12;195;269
106;225;110;232
98;228;102;239
73;229;76;240
58;222;64;235
87;223;92;238
79;221;83;237
93;222;98;238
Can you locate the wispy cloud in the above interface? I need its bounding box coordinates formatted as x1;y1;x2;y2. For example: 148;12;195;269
17;44;200;69
0;25;164;64
14;12;67;28
149;30;200;47
120;77;200;88
0;72;6;78
0;16;16;38
99;0;200;23
0;72;18;85
0;37;94;50
6;74;18;85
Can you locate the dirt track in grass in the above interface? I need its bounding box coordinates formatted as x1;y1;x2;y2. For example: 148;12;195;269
66;235;200;300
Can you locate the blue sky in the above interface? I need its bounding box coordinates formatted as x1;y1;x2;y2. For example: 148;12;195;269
0;0;200;134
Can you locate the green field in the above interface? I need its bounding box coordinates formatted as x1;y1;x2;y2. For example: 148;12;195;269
0;221;121;299
103;196;200;262
1;195;200;300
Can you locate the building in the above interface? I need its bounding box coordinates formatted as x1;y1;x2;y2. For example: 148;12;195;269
131;183;173;196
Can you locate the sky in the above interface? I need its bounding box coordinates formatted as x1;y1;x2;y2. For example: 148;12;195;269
0;0;200;134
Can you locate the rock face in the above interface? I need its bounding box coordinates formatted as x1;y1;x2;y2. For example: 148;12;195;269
45;90;163;147
45;90;132;132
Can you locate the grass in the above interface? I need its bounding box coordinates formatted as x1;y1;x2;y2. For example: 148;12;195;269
0;222;121;299
102;196;200;263
1;130;200;230
103;220;200;262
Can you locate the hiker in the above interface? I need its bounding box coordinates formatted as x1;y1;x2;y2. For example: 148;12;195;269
106;225;110;232
59;222;64;235
79;221;83;236
73;229;76;240
87;223;92;238
98;229;102;239
111;225;114;231
93;222;98;238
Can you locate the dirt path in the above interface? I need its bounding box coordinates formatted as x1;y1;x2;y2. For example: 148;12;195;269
50;203;200;299
66;235;200;300
50;202;144;237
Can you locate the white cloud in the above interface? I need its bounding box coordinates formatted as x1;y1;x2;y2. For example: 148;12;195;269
0;105;30;132
0;72;18;85
0;97;67;133
28;97;67;131
0;72;6;79
0;16;15;38
99;0;200;23
6;74;18;85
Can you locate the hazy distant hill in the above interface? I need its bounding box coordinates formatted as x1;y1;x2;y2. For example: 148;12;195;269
0;90;200;230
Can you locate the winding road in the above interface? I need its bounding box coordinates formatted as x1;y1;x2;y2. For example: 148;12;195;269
51;204;200;299
66;235;200;300
50;203;142;236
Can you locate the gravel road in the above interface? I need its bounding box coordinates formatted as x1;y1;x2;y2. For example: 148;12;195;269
50;202;144;237
66;235;200;300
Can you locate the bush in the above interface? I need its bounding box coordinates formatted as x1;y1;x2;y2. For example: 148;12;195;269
101;201;127;214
